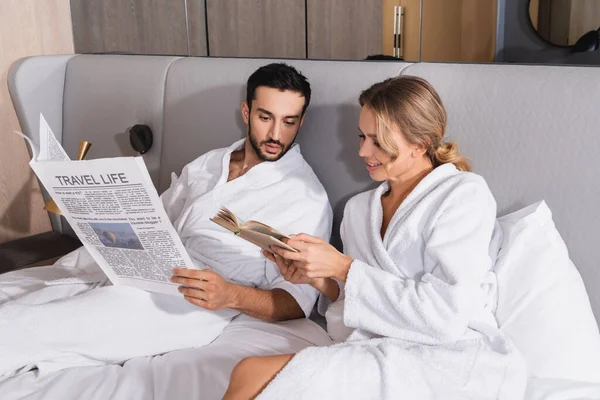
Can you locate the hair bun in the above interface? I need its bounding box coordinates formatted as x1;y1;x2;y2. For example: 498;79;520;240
434;141;470;172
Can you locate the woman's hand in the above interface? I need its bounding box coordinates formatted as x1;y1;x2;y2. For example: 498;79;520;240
262;249;323;287
263;247;341;302
271;233;353;282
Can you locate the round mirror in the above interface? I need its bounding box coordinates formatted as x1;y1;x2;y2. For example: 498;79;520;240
529;0;600;47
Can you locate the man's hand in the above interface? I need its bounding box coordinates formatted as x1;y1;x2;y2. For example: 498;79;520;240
171;268;238;311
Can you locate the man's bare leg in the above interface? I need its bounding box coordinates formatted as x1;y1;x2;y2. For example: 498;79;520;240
223;354;295;399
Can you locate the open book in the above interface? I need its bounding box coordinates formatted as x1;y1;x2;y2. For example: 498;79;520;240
211;207;298;253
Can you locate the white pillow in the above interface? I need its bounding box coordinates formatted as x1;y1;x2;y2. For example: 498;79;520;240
494;201;600;383
526;377;600;400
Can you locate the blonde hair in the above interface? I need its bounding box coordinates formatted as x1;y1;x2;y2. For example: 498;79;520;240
358;75;470;172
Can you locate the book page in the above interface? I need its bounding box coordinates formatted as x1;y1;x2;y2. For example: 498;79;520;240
14;114;70;163
38;114;69;161
243;221;289;242
210;207;241;233
238;229;298;253
211;208;297;253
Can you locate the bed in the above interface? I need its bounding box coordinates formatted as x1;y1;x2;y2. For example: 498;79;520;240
3;55;600;399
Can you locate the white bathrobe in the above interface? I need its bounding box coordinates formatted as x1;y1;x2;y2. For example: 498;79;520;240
0;139;332;378
162;139;332;314
259;163;527;400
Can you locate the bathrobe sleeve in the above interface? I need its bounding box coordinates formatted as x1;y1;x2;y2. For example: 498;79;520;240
160;152;215;223
343;178;497;344
160;165;191;223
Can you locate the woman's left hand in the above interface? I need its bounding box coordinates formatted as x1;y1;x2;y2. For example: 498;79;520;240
271;233;353;282
263;249;322;287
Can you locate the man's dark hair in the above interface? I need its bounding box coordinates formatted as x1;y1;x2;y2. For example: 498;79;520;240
365;54;404;61
246;63;311;116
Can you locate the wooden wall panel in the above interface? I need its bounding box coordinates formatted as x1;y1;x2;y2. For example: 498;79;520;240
71;0;202;56
207;0;305;58
308;0;382;60
421;0;496;62
421;0;462;62
0;0;73;243
461;0;497;62
400;0;423;62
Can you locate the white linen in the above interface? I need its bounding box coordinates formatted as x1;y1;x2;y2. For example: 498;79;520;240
0;246;105;307
0;314;333;400
260;164;527;399
495;201;600;383
0;249;238;379
0;139;333;379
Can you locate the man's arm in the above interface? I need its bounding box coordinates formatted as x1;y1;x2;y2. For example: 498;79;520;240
229;286;305;322
171;268;305;322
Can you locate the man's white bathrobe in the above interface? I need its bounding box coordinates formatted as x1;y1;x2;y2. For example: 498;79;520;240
0;139;333;379
259;163;527;400
162;139;331;309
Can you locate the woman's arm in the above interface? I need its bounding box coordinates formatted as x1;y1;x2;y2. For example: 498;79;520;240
311;277;341;302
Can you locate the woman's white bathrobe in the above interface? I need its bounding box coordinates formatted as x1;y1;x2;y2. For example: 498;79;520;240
259;164;527;400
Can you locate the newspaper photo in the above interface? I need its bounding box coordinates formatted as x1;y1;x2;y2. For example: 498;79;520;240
19;115;195;296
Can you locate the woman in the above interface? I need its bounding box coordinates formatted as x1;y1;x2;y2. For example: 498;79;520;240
223;76;527;399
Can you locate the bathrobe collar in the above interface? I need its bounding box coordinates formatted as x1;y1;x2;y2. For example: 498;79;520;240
215;138;304;189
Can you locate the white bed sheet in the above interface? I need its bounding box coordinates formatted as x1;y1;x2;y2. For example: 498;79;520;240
0;249;333;400
0;313;330;400
0;246;105;308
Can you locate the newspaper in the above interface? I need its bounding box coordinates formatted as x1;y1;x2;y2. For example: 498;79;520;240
18;114;195;296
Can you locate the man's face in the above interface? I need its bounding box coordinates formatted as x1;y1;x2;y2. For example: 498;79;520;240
242;86;306;162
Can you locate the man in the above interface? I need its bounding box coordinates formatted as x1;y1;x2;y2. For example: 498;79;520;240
0;63;334;399
165;63;332;321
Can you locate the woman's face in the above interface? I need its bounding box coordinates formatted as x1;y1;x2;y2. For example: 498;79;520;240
357;106;424;182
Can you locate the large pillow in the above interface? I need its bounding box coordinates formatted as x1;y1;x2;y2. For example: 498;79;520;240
494;201;600;383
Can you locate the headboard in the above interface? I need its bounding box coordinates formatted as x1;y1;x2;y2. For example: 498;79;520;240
8;55;600;322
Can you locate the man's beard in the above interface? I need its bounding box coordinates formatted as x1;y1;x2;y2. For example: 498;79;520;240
247;120;298;162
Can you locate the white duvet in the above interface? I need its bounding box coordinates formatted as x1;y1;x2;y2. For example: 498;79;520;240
0;249;332;400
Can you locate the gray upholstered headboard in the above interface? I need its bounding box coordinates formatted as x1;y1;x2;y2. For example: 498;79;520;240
8;55;600;323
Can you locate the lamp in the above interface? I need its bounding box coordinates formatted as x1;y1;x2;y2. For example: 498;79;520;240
43;140;92;215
